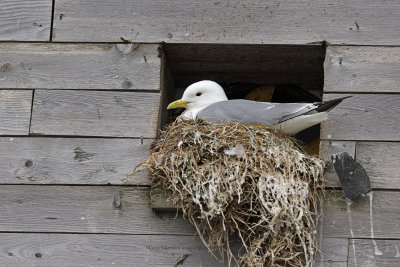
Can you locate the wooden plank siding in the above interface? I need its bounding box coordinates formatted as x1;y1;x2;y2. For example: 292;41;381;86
0;0;52;41
348;239;400;267
318;44;400;266
0;43;160;90
0;0;399;264
0;233;229;266
320;191;400;239
356;142;400;189
314;238;348;264
0;137;150;185
324;46;400;93
151;190;400;240
0;185;196;235
30;90;160;138
320;94;400;141
0;90;32;135
53;0;400;45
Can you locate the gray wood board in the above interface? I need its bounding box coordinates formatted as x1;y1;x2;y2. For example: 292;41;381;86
0;90;32;135
321;191;400;239
348;239;400;267
31;90;160;138
0;43;160;90
314;262;347;267
356;142;400;189
319;141;356;188
0;233;230;267
315;238;348;263
0;137;151;185
150;189;400;239
320;94;400;141
151;185;176;211
0;0;51;41
324;46;400;93
0;185;196;235
53;0;400;45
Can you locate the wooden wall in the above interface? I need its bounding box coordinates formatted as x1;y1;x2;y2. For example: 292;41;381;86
1;1;399;266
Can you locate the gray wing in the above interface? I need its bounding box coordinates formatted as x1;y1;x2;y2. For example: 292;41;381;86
197;99;317;125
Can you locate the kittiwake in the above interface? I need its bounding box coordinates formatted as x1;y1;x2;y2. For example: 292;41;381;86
167;80;348;135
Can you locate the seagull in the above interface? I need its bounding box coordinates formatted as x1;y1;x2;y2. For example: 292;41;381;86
167;80;348;135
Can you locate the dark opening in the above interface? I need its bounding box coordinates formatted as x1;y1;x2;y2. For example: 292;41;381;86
160;44;326;153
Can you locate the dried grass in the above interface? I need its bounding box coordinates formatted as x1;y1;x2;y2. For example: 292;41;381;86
131;120;324;266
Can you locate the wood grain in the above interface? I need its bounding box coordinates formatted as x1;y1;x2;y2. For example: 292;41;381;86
315;238;348;263
0;90;32;135
0;43;160;90
324;46;400;93
53;0;400;45
0;186;196;235
151;185;175;211
321;191;400;239
0;233;230;266
31;90;160;138
356;142;400;189
314;262;347;267
320;94;400;141
319;141;356;187
0;0;51;41
0;137;151;185
348;239;400;267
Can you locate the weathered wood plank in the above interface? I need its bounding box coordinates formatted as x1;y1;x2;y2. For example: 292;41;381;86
0;137;151;185
319;141;356;187
0;186;196;235
348;239;400;267
315;238;348;263
0;43;160;90
324;46;400;93
322;191;400;239
0;0;51;41
31;90;160;138
0;90;32;135
0;233;231;267
314;262;347;267
53;0;400;45
320;94;400;141
151;185;175;211
356;142;400;189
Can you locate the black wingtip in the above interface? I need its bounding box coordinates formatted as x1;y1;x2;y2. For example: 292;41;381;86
316;96;351;112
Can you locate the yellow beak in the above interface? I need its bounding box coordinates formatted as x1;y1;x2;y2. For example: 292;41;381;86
167;99;189;110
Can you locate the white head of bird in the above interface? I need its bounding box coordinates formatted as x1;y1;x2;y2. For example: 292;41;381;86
167;80;228;119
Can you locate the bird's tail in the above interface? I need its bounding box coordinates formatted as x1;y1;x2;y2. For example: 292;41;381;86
315;96;351;113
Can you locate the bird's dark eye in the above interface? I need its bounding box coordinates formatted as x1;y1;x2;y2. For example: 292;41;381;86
196;92;202;96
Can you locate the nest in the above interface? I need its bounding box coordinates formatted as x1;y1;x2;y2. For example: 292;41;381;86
132;120;324;266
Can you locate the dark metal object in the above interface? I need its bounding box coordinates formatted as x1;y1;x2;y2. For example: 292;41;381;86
332;152;371;200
